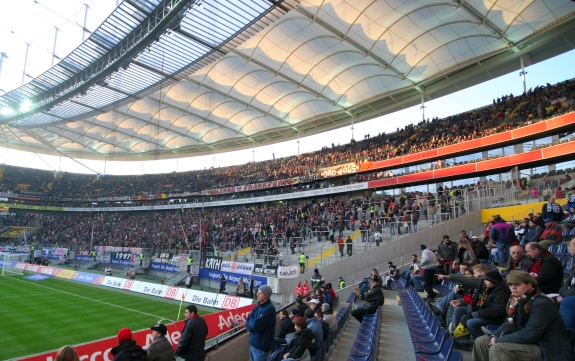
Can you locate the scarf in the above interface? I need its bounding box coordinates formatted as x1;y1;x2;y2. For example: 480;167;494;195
530;251;550;276
506;289;538;323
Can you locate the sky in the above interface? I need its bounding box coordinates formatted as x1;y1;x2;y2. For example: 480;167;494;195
0;1;574;175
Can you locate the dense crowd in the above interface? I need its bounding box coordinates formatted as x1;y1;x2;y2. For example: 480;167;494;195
0;79;573;202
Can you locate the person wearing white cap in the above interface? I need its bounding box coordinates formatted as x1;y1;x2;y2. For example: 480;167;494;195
246;285;276;361
307;298;319;311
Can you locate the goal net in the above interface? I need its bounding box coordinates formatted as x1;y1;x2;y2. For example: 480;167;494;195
1;253;27;276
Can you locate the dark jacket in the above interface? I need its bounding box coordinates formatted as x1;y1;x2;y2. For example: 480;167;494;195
286;328;317;360
147;336;175;361
175;316;208;361
364;284;385;310
449;274;510;325
246;298;276;351
559;265;575;298
277;316;295;339
111;340;147;361
437;241;458;261
490;222;515;244
297;302;309;317
506;256;533;273
525;225;543;243
528;253;564;294
492;293;572;361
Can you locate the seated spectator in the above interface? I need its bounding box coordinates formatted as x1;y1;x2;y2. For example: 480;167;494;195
295;297;309;317
557;238;575;329
472;238;490;263
525;242;563;294
541;196;564;222
351;277;384;323
559;207;575;230
525;218;543;245
55;346;80;361
539;218;563;249
275;309;296;347
455;239;477;268
506;245;533;273
282;316;317;361
438;271;510;350
472;271;572;361
514;221;527;244
321;303;337;334
314;310;329;342
383;261;400;289
304;308;323;354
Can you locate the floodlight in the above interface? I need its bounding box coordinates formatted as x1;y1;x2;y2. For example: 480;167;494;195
0;107;14;116
19;99;32;112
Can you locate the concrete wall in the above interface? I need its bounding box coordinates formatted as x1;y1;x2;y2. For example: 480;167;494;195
276;211;483;292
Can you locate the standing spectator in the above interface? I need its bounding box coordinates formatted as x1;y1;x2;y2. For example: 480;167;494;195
541;196;563;222
175;305;208;361
111;328;147;361
339;276;346;289
337;235;344;256
219;274;227;293
127;267;136;280
310;269;324;291
298;252;307;274
437;235;458;273
419;244;438;302
55;346;80;361
185;274;192;289
248;276;255;298
346;236;353;256
490;216;514;265
236;278;246;296
472;271;572;361
147;324;176;361
246;285;276;361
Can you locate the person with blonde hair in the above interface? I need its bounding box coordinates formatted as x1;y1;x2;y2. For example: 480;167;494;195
456;238;477;267
55;346;80;361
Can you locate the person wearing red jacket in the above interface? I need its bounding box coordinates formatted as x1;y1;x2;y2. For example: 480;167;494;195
294;282;302;297
302;281;310;296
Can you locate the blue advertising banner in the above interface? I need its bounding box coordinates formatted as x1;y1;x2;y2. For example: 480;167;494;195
71;272;101;284
149;262;179;273
199;269;267;288
75;255;94;262
110;258;134;266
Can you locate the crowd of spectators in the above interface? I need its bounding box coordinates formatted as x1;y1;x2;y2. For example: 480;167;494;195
0;80;572;203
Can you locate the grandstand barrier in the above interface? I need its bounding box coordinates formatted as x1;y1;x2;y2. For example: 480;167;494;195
18;303;256;361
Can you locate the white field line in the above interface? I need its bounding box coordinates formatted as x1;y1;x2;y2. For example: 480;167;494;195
6;276;176;322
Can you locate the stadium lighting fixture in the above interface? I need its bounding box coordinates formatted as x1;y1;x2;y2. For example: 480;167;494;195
0;107;14;115
19;99;32;112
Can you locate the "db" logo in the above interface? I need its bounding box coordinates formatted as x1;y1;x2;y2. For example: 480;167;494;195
123;280;134;290
222;296;240;309
164;287;178;299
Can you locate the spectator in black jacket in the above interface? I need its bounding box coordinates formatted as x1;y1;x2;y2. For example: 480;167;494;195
525;242;564;294
175;305;208;361
558;238;575;329
282;317;317;361
111;328;147;361
274;309;295;347
351;277;384;323
437;235;458;273
295;297;309;317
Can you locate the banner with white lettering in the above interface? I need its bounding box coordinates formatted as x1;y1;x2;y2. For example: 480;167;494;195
203;257;223;271
198;269;267;289
318;162;360;178
277;265;299;279
220;261;254;275
203;177;299;195
254;264;277;275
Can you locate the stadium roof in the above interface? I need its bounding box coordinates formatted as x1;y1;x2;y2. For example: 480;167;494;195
1;0;575;161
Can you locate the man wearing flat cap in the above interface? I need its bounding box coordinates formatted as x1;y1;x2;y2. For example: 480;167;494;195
246;285;276;361
147;324;175;361
472;270;572;361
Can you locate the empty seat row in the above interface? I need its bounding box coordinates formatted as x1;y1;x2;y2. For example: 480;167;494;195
347;306;381;361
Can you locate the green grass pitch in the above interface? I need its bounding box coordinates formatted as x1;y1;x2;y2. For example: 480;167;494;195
0;274;214;360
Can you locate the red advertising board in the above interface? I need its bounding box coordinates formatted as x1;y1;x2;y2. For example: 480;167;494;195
19;304;256;361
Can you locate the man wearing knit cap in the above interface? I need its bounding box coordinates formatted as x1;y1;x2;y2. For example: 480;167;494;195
246;285;276;361
472;270;572;361
437;270;510;350
111;328;147;361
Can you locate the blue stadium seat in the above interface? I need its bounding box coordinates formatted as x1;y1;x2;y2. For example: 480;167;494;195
548;244;558;254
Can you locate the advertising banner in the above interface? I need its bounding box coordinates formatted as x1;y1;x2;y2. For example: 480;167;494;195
18;304;256;361
110;258;134;267
277;265;299;279
203;177;299;195
318;162;360;178
254;264;277;275
220;261;254;275
198;269;267;288
74;255;94;262
71;272;103;284
202;256;223;271
41;247;68;259
150;262;180;273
